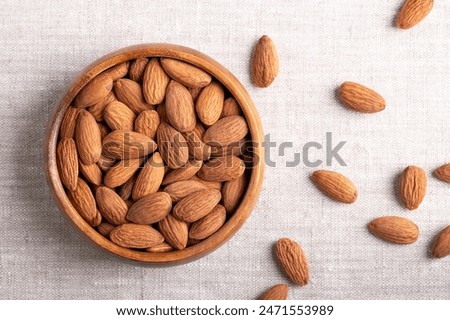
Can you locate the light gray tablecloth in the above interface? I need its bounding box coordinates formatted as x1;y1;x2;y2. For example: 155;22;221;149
1;0;449;299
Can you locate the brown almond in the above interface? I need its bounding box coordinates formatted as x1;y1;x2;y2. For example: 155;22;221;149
126;192;172;224
163;180;208;202
60;107;80;139
92;210;102;227
145;242;174;253
79;162;102;186
97;154;115;172
96;186;128;225
196;81;224;126
189;204;226;240
67;178;97;226
75;110;102;165
156;123;189;169
251;35;279;87
117;174;137;201
156;103;169;123
275;238;309;286
257;284;289;300
97;122;111;141
190;175;223;191
142;58;170;105
198;156;245;182
110;224;164;249
432;225;450;258
132;152;165;200
188;87;202;100
114;79;152;114
339;82;385;113
397;0;433;29
88;90;117;121
221;97;242;118
102;130;157;160
158;214;189;250
103;61;130;81
134;110;160;140
203;116;249;147
73;73;113;108
103;157;144;188
162;159;202;185
434;163;450;183
184;123;211;161
369;216;419;244
97;222;115;238
128;57;149;82
399;165;427;210
104;101;136;131
160;58;211;88
165;80;196;132
222;173;248;214
57;138;78;191
311;170;357;204
173;189;221;222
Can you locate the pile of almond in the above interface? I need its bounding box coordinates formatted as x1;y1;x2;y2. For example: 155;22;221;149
57;57;251;252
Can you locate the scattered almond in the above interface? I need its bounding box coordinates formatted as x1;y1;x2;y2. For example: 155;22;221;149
399;165;427;210
251;35;279;87
311;170;357;204
397;0;433;29
434;164;450;183
432;225;450;258
369;216;419;244
257;284;288;300
275;238;309;286
338;82;385;113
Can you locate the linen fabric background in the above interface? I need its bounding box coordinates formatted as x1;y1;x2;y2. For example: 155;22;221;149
1;0;450;299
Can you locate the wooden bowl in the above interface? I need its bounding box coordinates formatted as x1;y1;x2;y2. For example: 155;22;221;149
44;44;265;265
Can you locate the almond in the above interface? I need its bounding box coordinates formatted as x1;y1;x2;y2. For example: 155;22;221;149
156;103;169;124
434;164;450;183
145;242;174;253
368;216;419;244
397;0;433;29
222;173;247;214
163;180;208;202
257;284;289;300
160;58;211;88
126;192;172;224
142;58;170;105
56;138;78;191
196;81;224;126
110;224;164;249
75;110;102;165
114;79;152;114
67;178;97;226
432;225;450;258
275;238;309;286
173;189;221;222
117;174;137;201
338;82;386;113
87;90;117;121
162;159;202;185
221;97;242;118
73;73;113;108
92;210;102;227
311;170;357;204
102;130;157;160
132;152;165;200
165;80;196;132
158;214;189;250
79;162;102;186
399;165;427;210
97;154;115;172
156;123;189;169
103;157;144;188
190;175;223;191
184;123;211;161
104;101;136;131
189;204;226;240
203;116;249;147
95;186;128;225
103;61;130;81
97;122;111;141
97;222;115;238
60;107;80;139
128;57;149;82
198;156;245;182
134;109;160;140
251;35;279;87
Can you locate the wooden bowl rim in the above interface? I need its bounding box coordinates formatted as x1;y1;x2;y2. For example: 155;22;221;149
44;43;265;265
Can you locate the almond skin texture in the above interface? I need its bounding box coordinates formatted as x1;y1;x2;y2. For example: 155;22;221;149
196;81;224;126
97;222;115;238
339;82;385;113
102;130;157;160
95;187;128;225
160;58;212;88
173;189;222;222
103;61;129;81
198;156;245;182
184;123;211;161
397;0;433;29
126;192;172;224
88;90;117;122
60;107;80;139
158;214;189;250
203;116;249;147
258;284;289;300
221;97;242;118
142;58;170;105
103;157;143;188
67;178;97;226
110;224;164;249
222;173;247;214
156;123;189;169
276;238;309;286
134;109;160;140
162;159;202;185
189;204;227;240
432;226;450;258
165;80;196;133
251;35;279;87
190;175;223;191
156;103;169;123
56;138;78;191
128;57;149;82
114;79;152;114
399;165;427;210
311;170;357;204
117;174;137;201
73;73;113;108
97;122;111;141
75;110;102;165
132;152;165;200
145;242;174;253
434;164;450;183
97;154;115;172
369;216;419;244
104;101;136;131
79;162;102;186
163;180;208;202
